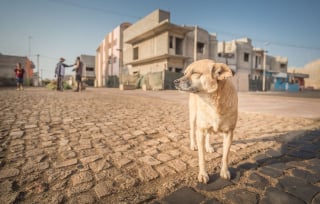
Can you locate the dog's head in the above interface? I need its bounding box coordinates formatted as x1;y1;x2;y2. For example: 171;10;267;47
174;59;233;93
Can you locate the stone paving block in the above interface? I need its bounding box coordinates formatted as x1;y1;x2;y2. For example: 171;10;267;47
203;198;222;204
114;174;138;189
0;168;20;179
0;180;14;193
132;130;145;137
247;172;269;190
89;159;112;173
113;157;132;168
55;158;78;168
25;149;44;157
67;182;94;196
156;153;174;162
144;147;158;156
10;139;24;146
277;176;320;203
197;174;233;191
0;192;20;204
225;189;258;204
167;159;187;172
80;155;103;165
265;148;283;157
9;131;24;138
312;193;320;204
155;165;176;177
162;187;206;204
291;168;320;183
139;155;161;166
71;171;93;186
138;165;159;182
258;166;283;178
260;187;304;204
68;193;95;204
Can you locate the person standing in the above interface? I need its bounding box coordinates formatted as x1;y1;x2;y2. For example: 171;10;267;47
14;62;25;91
72;56;83;92
55;57;72;91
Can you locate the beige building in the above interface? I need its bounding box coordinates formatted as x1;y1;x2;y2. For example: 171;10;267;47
96;9;289;91
122;9;218;90
0;54;34;86
95;23;131;87
217;38;288;91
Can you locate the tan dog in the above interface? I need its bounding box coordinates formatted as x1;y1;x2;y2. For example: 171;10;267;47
174;59;238;183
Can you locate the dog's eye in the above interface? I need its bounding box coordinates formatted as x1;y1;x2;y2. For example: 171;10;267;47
192;73;201;78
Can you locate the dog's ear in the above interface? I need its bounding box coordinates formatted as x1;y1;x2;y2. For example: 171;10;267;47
210;63;233;80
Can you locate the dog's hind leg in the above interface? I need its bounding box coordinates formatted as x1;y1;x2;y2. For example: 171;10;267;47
189;93;197;151
220;131;233;180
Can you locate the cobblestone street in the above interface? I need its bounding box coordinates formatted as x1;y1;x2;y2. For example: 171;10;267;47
0;88;319;204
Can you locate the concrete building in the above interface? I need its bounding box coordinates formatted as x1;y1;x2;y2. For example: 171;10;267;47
217;38;289;91
122;9;218;90
96;9;292;91
0;54;34;86
80;54;95;86
95;23;131;87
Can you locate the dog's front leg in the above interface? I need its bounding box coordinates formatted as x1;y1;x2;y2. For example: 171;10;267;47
196;128;209;183
189;93;197;151
220;131;233;180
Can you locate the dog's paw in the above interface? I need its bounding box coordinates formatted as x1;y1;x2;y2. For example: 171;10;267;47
220;169;231;180
198;173;209;183
190;144;198;151
205;144;214;153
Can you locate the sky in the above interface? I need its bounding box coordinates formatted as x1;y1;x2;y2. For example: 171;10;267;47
1;0;320;79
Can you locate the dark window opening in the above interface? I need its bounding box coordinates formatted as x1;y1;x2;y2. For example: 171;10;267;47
86;67;94;71
133;47;139;60
175;38;183;55
244;52;249;62
175;68;183;73
169;36;173;49
197;42;205;54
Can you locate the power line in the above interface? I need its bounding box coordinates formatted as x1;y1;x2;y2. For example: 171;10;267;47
48;0;141;20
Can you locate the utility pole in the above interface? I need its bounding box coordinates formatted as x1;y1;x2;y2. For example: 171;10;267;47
262;42;270;92
27;36;32;86
37;54;40;86
262;50;267;91
194;25;198;62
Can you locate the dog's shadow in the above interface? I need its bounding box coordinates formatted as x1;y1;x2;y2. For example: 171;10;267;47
196;168;242;191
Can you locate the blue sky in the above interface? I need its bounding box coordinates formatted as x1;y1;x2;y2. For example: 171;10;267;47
1;0;319;79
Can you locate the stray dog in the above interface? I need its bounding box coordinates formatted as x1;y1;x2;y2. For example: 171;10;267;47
174;59;238;183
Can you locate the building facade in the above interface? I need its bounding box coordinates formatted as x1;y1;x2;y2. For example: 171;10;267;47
96;9;292;91
80;54;95;86
122;9;218;90
217;38;289;91
0;54;34;86
95;23;131;87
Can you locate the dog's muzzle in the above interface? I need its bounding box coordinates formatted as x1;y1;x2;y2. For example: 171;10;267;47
174;78;197;92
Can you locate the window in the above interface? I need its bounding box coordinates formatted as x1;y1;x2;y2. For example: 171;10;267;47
169;36;173;49
197;42;205;54
86;67;94;71
244;52;250;62
175;68;183;73
175;38;183;55
280;63;286;68
133;47;139;60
